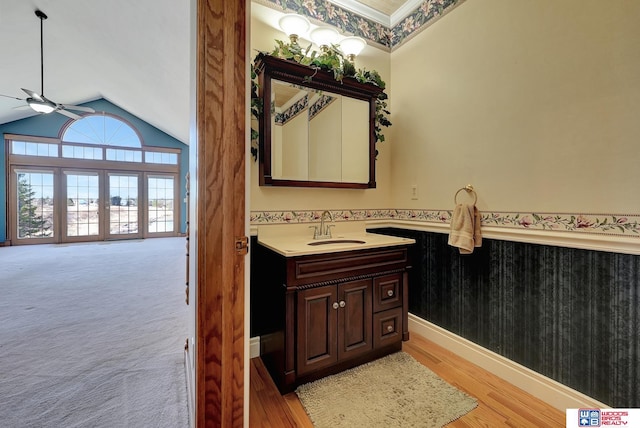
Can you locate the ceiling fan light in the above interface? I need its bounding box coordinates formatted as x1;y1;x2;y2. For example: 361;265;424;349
27;98;56;114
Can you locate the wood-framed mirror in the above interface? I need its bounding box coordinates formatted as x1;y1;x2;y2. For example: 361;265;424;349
254;53;383;189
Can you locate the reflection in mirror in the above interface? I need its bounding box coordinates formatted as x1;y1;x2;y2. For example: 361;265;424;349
271;79;369;183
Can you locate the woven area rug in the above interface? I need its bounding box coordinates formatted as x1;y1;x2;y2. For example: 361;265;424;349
295;351;477;428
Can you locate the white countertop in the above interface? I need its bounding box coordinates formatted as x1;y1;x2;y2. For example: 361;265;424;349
257;223;415;257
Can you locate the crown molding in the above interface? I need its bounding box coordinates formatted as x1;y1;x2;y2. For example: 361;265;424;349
390;0;424;26
328;0;390;26
328;0;427;27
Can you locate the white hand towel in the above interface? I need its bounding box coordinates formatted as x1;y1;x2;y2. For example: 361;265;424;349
448;204;482;254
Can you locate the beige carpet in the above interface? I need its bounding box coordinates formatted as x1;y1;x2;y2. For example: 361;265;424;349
295;351;477;428
0;238;189;428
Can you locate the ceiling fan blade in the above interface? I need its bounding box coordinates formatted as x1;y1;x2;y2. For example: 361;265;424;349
56;109;81;120
1;93;25;100
60;104;95;113
21;88;44;101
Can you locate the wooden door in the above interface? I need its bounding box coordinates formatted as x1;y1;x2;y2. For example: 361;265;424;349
296;286;338;376
338;279;373;360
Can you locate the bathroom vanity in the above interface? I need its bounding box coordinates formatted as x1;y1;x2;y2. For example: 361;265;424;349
253;226;414;393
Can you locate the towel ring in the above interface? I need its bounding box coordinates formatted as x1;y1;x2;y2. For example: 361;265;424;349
454;184;477;205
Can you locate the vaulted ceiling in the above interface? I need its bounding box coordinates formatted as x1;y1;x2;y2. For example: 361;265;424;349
0;1;417;143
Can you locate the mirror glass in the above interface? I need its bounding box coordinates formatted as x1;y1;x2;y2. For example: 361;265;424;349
271;79;370;183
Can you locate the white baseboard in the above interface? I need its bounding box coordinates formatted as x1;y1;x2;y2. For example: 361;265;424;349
250;336;260;359
408;314;608;411
184;341;195;428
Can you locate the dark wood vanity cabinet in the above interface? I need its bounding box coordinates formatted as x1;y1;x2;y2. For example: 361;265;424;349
255;243;412;393
297;278;373;376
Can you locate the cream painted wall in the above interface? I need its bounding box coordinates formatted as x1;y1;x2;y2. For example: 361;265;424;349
279;113;309;179
342;97;370;183
309;99;342;181
250;6;392;212
390;0;640;213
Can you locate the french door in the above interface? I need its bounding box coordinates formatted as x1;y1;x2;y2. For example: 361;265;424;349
63;171;103;241
64;171;142;241
10;168;175;244
106;173;142;239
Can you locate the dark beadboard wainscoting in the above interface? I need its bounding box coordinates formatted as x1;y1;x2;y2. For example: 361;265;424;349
368;228;639;408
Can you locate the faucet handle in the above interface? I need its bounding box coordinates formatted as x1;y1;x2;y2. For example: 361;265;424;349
308;225;319;239
326;224;335;238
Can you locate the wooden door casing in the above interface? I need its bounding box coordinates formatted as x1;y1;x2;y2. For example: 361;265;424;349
195;0;246;426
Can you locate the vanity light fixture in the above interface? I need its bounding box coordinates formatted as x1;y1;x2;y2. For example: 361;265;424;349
310;27;340;52
278;13;310;44
340;36;366;61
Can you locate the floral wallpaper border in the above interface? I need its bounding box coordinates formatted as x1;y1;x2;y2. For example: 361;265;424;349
308;94;336;120
274;94;308;125
257;0;465;50
390;0;462;48
274;93;336;124
251;209;640;237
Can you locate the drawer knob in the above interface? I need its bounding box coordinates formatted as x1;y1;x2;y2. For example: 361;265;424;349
387;325;394;332
332;302;339;310
387;290;394;297
339;300;346;308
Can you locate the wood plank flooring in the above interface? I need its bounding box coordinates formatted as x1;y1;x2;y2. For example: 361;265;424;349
250;333;566;427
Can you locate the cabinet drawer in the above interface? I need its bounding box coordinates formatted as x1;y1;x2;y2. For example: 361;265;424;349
287;247;408;287
373;273;402;313
373;307;402;349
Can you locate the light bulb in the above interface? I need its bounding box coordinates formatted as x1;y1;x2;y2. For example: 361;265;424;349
340;36;366;61
278;14;310;44
310;27;340;51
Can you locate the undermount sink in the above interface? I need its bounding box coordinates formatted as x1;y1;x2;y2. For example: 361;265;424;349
307;239;366;246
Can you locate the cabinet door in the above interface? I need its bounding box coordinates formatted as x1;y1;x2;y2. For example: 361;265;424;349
297;285;338;376
338;279;373;360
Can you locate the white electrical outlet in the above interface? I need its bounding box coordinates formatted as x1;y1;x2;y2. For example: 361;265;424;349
411;184;418;200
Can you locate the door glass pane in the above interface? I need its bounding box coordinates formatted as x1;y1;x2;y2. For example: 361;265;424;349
109;175;139;235
66;173;100;236
148;177;174;233
16;172;55;239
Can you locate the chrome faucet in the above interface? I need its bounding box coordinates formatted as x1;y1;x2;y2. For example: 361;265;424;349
310;210;334;239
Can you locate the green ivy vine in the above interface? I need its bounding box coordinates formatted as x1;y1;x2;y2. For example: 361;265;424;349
250;63;261;160
250;40;392;160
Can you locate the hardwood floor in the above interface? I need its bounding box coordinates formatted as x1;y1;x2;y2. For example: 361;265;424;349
250;333;566;427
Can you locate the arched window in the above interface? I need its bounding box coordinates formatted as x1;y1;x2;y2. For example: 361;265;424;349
62;114;142;147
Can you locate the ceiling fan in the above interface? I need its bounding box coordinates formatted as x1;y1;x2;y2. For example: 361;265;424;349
0;10;95;120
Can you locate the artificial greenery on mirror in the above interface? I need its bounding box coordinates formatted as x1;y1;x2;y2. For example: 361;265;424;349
250;63;261;160
250;39;391;161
